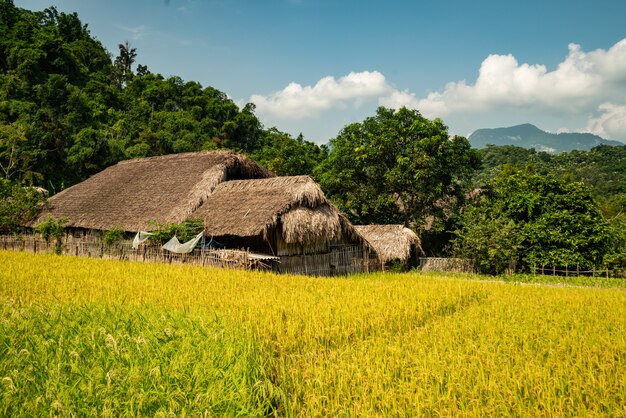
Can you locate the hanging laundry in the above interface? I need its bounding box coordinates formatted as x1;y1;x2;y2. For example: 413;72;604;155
162;232;204;254
132;231;154;249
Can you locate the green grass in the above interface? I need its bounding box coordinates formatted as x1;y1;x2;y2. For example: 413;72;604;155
419;270;626;289
0;301;278;417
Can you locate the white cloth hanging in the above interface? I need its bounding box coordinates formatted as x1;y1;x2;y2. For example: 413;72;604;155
162;232;203;254
132;231;153;249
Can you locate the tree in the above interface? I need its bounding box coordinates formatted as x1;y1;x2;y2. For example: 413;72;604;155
114;41;136;88
0;122;38;182
0;178;46;234
453;168;613;273
316;106;480;237
452;204;523;275
251;128;327;176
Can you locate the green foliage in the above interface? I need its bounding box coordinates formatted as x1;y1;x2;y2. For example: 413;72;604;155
146;218;204;244
0;178;45;234
454;169;613;272
476;144;626;199
316;107;480;253
453;204;523;275
251;129;328;176
602;194;626;268
102;227;125;247
34;215;67;254
0;4;281;193
0;122;42;183
0;301;275;416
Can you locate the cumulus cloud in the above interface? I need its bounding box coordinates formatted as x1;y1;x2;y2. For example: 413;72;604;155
251;71;391;119
249;39;626;141
415;39;626;118
586;102;626;139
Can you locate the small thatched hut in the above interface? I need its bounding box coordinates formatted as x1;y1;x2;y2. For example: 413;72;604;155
33;151;272;232
193;176;374;274
354;225;423;270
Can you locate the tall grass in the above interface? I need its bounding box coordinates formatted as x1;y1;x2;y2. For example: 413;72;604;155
1;251;625;416
0;301;278;416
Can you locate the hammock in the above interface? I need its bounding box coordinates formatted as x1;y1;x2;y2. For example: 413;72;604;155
162;232;204;254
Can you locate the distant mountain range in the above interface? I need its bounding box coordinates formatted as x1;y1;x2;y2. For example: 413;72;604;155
469;124;624;153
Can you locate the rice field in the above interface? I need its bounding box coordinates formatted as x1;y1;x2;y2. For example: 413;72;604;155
1;251;625;416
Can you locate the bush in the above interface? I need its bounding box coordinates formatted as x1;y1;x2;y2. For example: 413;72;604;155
0;179;47;235
146;219;204;244
103;227;125;247
34;216;67;254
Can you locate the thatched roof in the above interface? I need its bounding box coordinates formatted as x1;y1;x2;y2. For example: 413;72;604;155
354;224;422;263
195;176;360;246
34;151;273;231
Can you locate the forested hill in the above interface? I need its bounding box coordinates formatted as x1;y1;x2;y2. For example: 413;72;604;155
0;1;326;193
475;144;626;198
469;123;623;154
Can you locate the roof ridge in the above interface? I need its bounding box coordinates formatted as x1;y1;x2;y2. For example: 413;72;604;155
116;150;237;165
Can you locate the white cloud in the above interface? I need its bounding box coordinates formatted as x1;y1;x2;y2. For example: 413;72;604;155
378;89;420;110
586;102;626;140
250;71;391;119
416;39;626;119
117;24;149;41
248;39;626;142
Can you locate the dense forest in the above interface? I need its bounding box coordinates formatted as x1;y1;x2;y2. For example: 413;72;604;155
0;1;326;192
1;1;625;272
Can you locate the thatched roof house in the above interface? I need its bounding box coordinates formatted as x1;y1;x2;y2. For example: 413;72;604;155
31;151;378;275
34;151;272;231
354;225;423;265
194;176;362;256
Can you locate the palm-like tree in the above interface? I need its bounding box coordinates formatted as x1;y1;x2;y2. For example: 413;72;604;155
114;41;137;88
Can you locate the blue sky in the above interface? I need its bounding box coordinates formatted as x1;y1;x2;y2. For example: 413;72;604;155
17;0;626;143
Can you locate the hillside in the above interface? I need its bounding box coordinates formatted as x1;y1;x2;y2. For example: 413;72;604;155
474;144;626;199
469;123;624;153
0;2;325;192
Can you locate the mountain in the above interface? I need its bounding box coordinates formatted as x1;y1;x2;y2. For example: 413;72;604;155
469;123;624;153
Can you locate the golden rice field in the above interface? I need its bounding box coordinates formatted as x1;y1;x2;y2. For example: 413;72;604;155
1;251;625;416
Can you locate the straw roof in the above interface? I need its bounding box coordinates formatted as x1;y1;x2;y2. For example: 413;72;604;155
354;224;422;263
195;176;359;246
33;151;273;231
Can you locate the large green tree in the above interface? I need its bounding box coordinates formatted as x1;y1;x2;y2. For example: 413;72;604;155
316;107;480;240
454;168;614;273
251;129;327;176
